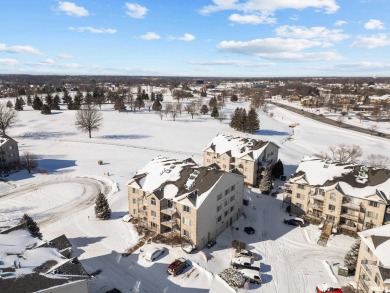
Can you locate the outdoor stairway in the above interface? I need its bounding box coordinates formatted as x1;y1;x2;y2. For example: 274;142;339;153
317;221;333;246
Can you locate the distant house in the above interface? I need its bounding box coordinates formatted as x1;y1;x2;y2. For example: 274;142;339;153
127;156;244;249
0;134;20;174
355;224;390;293
287;157;390;235
203;134;279;186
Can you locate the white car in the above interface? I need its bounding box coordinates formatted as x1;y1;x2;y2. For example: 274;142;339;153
240;269;262;284
122;214;132;222
144;247;166;261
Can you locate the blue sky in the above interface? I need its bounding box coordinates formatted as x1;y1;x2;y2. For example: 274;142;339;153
1;0;390;77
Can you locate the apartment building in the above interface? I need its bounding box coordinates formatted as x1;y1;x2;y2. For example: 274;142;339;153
203;134;279;186
355;225;390;293
127;156;244;249
287;157;390;235
0;134;20;173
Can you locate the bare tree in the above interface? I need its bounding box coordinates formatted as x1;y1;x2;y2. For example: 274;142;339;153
356;112;364;124
365;154;390;168
75;104;103;138
185;102;197;119
368;124;378;135
0;102;18;135
157;110;164;120
316;144;363;164
337;114;346;126
21;151;38;173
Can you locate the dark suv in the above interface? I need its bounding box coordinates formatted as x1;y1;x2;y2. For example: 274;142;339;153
167;258;190;276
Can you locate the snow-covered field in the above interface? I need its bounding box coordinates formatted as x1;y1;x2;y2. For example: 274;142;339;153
1;95;390;292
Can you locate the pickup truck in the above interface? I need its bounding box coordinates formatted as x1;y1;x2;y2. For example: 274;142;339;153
231;256;261;271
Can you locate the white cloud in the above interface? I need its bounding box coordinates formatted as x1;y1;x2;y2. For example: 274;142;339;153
125;3;148;19
140;32;161;40
68;27;117;34
228;13;276;24
364;19;385;30
275;25;349;41
318;62;390;72
188;60;274;67
28;59;82;69
57;53;74;59
0;43;43;55
350;33;390;48
169;33;196;41
200;0;339;15
41;58;55;64
334;20;347;26
0;58;19;66
57;1;89;17
217;38;342;61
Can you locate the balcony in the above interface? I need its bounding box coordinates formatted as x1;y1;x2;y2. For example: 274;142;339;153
340;224;358;232
160;207;177;216
307;212;322;220
341;213;359;221
342;202;361;211
309;203;324;211
312;194;325;201
359;276;370;293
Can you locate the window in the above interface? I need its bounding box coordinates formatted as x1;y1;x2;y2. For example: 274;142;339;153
207;159;210;163
217;205;222;212
328;204;336;211
183;205;190;212
298;184;305;190
231;185;235;192
329;193;336;201
217;216;222;223
182;217;191;226
230;195;235;203
217;193;222;201
9;145;12;150
10;153;14;157
183;230;191;237
224;210;228;217
151;211;156;217
367;211;378;219
374;274;381;286
132;198;136;204
132;188;138;194
150;222;157;230
326;215;335;221
224;200;228;207
230;206;234;212
225;189;229;196
296;193;305;200
151;198;156;206
369;201;378;208
133;209;137;215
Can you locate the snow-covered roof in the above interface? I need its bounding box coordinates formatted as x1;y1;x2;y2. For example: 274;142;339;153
359;225;390;267
128;156;239;208
290;157;390;201
203;134;278;161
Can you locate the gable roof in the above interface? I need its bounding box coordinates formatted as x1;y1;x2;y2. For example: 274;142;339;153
203;134;278;161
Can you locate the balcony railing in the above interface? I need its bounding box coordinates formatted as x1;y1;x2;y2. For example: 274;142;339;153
342;202;361;210
309;203;324;211
341;213;359;221
359;276;370;293
160;207;177;216
340;224;358;232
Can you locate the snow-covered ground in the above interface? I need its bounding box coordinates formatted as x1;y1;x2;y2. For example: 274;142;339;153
276;99;390;135
1;95;390;292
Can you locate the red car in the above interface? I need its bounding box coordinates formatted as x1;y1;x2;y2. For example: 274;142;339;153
316;283;343;293
167;258;189;276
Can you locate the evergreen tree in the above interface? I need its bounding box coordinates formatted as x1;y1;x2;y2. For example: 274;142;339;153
230;107;241;130
230;94;238;102
259;168;272;194
246;108;260;134
51;95;60;110
67;98;75;110
19;214;42;239
62;89;71;104
240;108;247;132
209;97;217;108
344;239;361;272
45;93;53;108
84;92;93;105
41;104;51;115
211;106;219;118
32;96;43;110
94;193;111;220
272;159;284;178
14;98;24;111
135;98;145;110
74;91;83;110
27;95;32;106
6;100;13;108
20;97;26;106
152;100;162;111
200;105;209;114
114;97;126;112
150;92;156;101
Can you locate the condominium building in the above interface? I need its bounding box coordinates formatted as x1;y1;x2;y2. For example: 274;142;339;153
127;156;244;249
355;224;390;293
287;157;390;235
203;134;279;186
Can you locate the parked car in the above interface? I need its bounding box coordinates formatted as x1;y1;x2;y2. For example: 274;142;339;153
231;256;261;271
240;269;262;284
244;227;256;235
144;247;166;261
167;258;190;275
234;249;259;260
122;214;132;222
316;282;342;293
181;243;196;254
283;218;305;227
